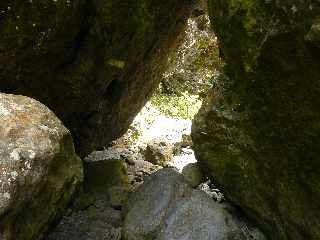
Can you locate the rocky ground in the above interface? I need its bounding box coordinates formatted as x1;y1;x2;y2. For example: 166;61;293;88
46;102;264;240
102;102;197;171
46;102;200;239
1;1;317;239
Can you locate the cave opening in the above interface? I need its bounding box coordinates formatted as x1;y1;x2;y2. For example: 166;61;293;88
105;8;224;172
1;0;318;239
47;6;228;239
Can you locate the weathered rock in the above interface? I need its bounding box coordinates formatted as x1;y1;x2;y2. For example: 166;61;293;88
84;145;162;188
173;133;193;155
144;140;173;166
123;168;267;240
48;147;135;240
126;159;162;189
182;163;204;187
48;145;162;239
0;0;194;156
123;168;191;240
157;192;266;240
192;1;320;239
82;158;129;210
0;93;83;240
47;201;122;240
83;154;128;194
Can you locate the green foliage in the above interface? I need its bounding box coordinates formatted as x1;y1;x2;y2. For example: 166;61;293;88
160;15;224;97
150;92;202;120
150;15;223;120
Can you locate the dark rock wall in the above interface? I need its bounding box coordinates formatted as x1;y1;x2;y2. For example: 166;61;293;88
0;0;194;156
192;1;320;239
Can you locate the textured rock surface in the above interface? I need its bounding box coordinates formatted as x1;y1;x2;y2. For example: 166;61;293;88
192;1;320;239
0;0;194;156
83;158;128;194
47;149;162;240
122;168;266;240
0;93;83;240
46;197;122;240
144;140;173;166
182;163;204;187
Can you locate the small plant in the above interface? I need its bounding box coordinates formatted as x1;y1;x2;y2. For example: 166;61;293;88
150;92;202;120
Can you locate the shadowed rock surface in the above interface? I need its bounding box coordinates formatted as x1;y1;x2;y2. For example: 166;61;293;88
46;198;122;240
192;1;320;239
46;145;163;240
0;93;83;240
2;0;320;239
0;0;194;156
182;162;204;187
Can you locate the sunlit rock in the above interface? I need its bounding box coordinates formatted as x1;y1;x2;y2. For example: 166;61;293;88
143;140;173;166
0;93;83;240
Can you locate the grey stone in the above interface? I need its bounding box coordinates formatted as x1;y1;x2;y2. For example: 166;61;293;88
122;168;267;240
46;204;122;240
0;93;83;240
182;163;204;187
144;140;174;166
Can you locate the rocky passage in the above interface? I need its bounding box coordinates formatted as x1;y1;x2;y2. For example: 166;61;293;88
46;101;268;240
46;103;198;239
110;102;197;171
0;0;319;240
47;158;266;240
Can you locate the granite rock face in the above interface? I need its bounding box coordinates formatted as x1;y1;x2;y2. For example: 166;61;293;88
122;168;267;240
0;0;194;156
192;1;320;239
0;93;83;240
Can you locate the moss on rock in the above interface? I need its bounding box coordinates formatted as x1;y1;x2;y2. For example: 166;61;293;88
84;159;128;193
193;1;320;239
0;93;83;240
0;0;194;157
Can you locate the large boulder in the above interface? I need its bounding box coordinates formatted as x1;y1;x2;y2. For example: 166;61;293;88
192;1;320;239
0;93;83;240
0;0;194;156
122;168;266;240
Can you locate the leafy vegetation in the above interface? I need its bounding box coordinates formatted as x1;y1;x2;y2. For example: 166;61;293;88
150;14;223;120
159;15;224;97
150;92;202;120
